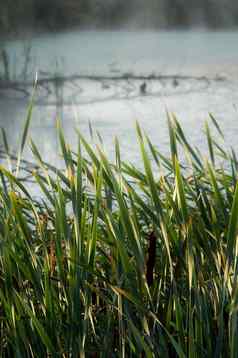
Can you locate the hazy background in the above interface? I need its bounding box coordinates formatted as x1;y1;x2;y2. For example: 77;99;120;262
1;1;238;170
1;0;238;35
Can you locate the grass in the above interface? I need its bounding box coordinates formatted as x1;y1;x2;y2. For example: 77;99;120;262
0;108;238;357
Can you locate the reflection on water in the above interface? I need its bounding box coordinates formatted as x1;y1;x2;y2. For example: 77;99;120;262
1;30;238;166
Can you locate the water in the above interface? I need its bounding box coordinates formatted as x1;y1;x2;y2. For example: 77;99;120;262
1;30;238;167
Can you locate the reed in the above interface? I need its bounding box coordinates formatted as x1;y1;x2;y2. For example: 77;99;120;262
0;108;238;357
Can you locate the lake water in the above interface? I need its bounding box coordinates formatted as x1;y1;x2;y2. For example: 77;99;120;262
1;30;238;167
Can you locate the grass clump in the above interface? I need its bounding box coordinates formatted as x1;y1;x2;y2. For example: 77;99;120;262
0;111;238;357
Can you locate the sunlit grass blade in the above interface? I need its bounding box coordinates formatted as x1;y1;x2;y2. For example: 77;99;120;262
167;112;178;166
226;181;238;267
205;120;215;165
16;85;36;177
209;113;224;140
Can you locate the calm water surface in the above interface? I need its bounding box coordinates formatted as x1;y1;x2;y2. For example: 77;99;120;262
1;30;238;166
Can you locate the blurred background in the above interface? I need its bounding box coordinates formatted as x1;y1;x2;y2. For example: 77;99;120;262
1;1;238;170
1;0;238;34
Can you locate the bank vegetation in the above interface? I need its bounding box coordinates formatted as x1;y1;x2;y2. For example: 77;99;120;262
1;108;238;356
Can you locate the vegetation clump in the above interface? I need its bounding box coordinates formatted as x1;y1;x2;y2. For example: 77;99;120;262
1;110;238;357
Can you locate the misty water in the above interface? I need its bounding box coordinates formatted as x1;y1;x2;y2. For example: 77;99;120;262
1;30;238;167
